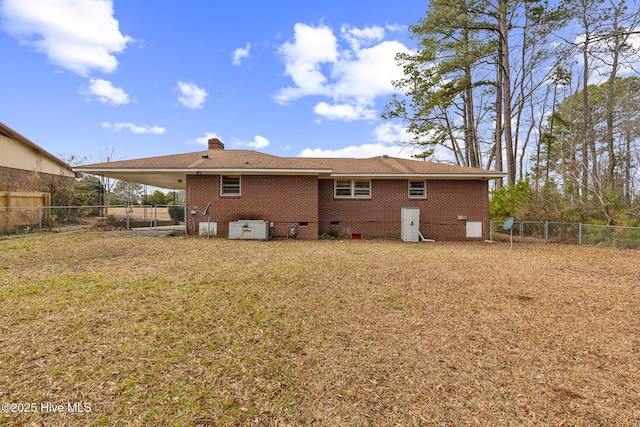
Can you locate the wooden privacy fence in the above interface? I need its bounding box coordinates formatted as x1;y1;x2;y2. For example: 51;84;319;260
0;191;51;234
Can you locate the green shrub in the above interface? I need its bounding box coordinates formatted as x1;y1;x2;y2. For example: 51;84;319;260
490;179;534;220
583;226;617;247
167;204;185;222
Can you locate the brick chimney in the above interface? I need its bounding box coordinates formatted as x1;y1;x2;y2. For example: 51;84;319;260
208;138;224;150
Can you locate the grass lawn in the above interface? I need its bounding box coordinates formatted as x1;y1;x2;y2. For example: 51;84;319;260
0;230;638;426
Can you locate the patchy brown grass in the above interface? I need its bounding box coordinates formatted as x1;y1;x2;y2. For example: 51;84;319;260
0;231;638;426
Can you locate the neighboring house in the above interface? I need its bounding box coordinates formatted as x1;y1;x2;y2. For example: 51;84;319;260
0;122;78;233
0;122;77;192
75;138;505;240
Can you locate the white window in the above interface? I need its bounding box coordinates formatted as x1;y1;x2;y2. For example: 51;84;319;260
221;176;240;196
334;179;371;198
335;180;353;197
408;180;426;198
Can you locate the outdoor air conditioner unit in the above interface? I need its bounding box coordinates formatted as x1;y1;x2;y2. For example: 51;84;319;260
228;220;269;240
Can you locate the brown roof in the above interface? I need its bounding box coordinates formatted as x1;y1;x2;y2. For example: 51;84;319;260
296;156;498;177
81;149;329;171
75;147;505;189
75;149;331;189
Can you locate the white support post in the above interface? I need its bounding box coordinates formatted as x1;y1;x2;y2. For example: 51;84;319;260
579;223;582;245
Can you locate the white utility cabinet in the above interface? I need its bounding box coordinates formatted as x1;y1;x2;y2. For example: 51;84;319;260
466;221;483;238
401;207;420;242
228;220;269;240
199;221;217;236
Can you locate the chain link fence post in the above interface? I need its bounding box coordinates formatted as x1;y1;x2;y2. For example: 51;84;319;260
579;223;582;245
184;204;188;235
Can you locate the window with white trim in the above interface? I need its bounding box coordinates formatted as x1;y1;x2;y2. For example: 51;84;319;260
408;180;426;198
334;179;371;198
221;176;240;196
335;180;352;197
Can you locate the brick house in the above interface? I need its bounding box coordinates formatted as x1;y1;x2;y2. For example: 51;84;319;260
76;138;504;240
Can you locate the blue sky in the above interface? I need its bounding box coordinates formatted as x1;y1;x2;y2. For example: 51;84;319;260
1;0;428;165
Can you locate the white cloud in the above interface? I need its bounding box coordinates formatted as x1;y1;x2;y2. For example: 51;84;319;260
299;143;421;159
80;78;129;105
231;135;270;149
275;22;411;121
384;24;404;33
102;122;166;135
298;122;423;159
373;122;415;144
188;132;221;146
275;23;338;103
232;43;251;66
1;0;133;76
177;81;208;109
313;102;376;121
245;135;269;149
340;24;385;51
186;133;269;150
332;41;410;98
373;122;460;163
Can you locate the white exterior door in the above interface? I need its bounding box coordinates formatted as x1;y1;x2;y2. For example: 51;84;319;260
401;207;420;242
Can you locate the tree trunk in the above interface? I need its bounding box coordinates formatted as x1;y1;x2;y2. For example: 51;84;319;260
580;34;591;201
499;0;516;185
604;48;618;193
495;57;504;188
465;65;480;168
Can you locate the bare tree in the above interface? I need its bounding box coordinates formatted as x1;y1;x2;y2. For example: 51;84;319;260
596;0;640;191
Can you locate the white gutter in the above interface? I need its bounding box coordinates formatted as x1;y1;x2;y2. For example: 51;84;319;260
73;168;505;179
74;168;333;175
327;173;506;179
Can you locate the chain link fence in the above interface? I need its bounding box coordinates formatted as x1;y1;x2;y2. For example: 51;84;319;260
4;205;639;249
491;220;640;250
1;204;186;234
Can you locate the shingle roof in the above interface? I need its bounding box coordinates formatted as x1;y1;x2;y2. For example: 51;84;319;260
80;149;329;171
296;156;496;177
75;147;505;189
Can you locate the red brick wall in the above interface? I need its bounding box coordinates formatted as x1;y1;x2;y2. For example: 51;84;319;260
318;179;490;240
186;174;319;239
186;175;490;240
